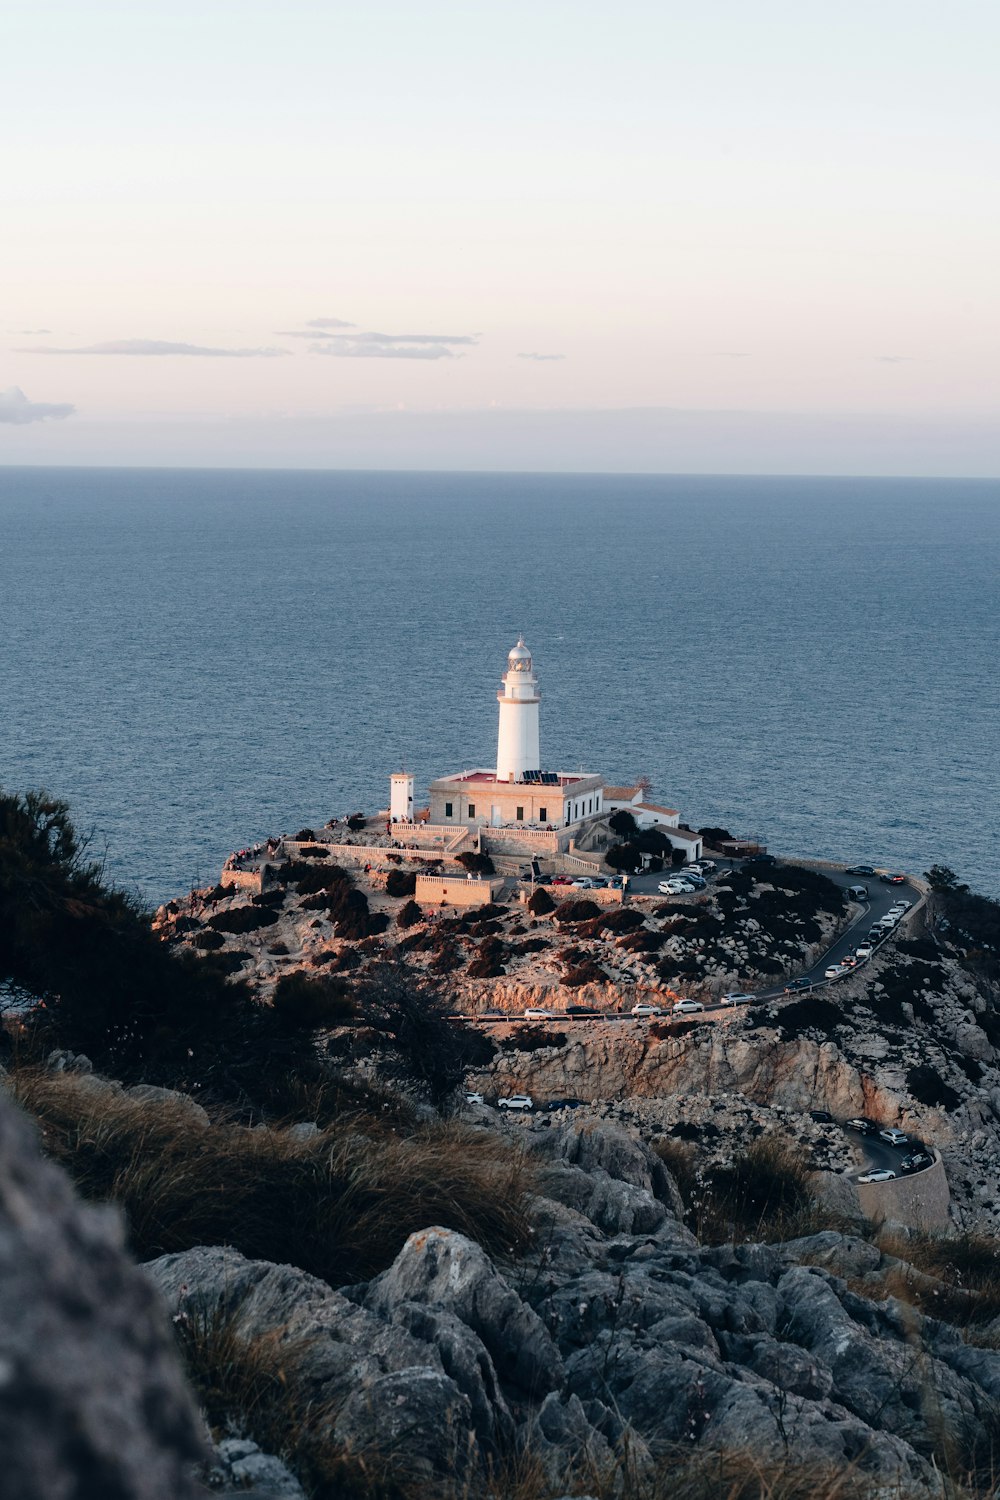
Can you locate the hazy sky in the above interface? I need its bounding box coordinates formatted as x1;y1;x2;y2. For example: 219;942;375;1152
3;1;1000;473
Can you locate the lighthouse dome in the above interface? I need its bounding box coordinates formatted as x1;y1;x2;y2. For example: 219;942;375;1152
507;637;532;672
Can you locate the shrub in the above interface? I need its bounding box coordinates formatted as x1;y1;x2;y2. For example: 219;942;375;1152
606;842;643;872
594;906;645;933
346;815;366;831
554;898;601;924
514;936;550;954
527;887;555;915
295;844;329;859
207;904;279;935
906;1063;960;1111
192;930;225;951
12;1069;533;1286
385;869;417;898
696;1136;840;1243
563;960;606;987
271;972;357;1029
295;863;351;896
456;850;495;876
609;809;637;836
776;995;845;1039
396;899;422;929
698;826;733;845
294;828;316;842
498;1026;567;1052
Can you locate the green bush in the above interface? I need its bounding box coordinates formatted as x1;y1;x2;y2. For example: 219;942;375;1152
527;887;555;915
272;972;357;1029
385;869;417;898
207;904;279;935
396;899;422;929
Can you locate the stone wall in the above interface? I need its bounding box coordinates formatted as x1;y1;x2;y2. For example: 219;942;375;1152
415;874;503;908
856;1152;950;1232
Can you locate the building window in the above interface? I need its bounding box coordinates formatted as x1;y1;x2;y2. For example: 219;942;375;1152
468;804;476;818
516;806;524;820
588;799;592;814
445;802;453;818
539;806;547;821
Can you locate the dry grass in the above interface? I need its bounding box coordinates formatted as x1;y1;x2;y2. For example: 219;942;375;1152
10;1068;535;1285
863;1230;1000;1332
654;1134;849;1246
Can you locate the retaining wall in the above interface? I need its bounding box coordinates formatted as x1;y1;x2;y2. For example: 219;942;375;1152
855;1152;950;1233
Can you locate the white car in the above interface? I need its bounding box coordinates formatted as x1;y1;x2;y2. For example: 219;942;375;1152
666;880;697;894
657;880;678;894
631;1003;663;1016
854;943;874;960
699;860;717;871
571;877;596;889
720;992;754;1006
857;1168;896;1184
673;998;705;1014
464;1091;485;1106
893;899;912;910
497;1094;533;1111
523;1007;556;1020
824;964;848;979
879;1127;910;1147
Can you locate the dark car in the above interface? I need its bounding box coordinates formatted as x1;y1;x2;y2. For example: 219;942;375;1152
565;1005;599;1017
879;872;907;885
745;853;777;865
785;977;811;992
845;1117;879;1135
900;1153;933;1174
847;865;877;876
810;1109;834;1124
544;1097;584;1111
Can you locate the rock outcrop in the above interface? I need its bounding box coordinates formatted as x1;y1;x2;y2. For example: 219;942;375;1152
145;1121;1000;1495
0;1088;207;1500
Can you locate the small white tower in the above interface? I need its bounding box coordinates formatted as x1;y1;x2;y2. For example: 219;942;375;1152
496;636;541;783
389;772;414;823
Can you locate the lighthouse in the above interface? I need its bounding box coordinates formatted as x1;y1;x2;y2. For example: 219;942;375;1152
496;636;541;782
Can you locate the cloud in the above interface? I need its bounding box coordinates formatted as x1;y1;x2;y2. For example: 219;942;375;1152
310;330;478;360
306;317;356;329
9;327;51;334
518;351;565;362
17;339;288;357
0;386;75;424
876;355;912;364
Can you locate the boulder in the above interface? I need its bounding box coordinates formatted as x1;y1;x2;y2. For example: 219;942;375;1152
365;1226;563;1398
0;1088;206;1500
208;1438;307;1498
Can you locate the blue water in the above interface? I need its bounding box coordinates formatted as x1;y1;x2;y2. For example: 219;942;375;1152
1;467;998;905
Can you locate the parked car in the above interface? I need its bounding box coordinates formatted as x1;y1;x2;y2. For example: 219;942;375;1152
551;875;573;886
571;877;596;889
631;1002;663;1017
523;1007;556;1020
565;1004;599;1017
699;860;717;871
745;852;777;865
854;943;874;960
464;1091;485;1106
892;899;912;910
496;1094;533;1111
673;998;705;1014
847;865;877;876
858;1169;896;1183
900;1153;933;1174
824;964;848;979
809;1109;834;1124
847;885;869;901
846;1118;878;1135
720;992;754;1006
657;880;678;894
784;976;811;993
669;880;698;894
543;1098;584;1111
879;1127;910;1147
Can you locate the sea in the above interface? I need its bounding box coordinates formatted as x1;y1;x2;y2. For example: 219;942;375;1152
1;467;998;906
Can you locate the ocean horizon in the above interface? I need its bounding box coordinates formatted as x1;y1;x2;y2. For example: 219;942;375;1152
2;464;998;904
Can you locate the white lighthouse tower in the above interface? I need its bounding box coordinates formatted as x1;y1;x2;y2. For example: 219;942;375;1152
496;636;541;783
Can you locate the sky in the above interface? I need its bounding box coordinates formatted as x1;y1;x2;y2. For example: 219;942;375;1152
3;0;1000;474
